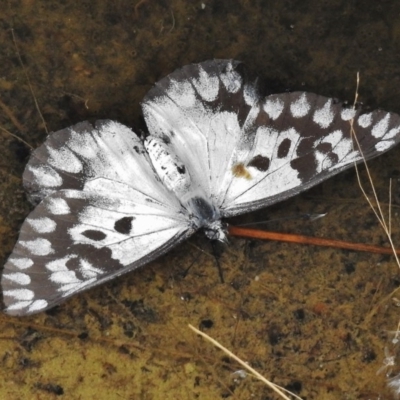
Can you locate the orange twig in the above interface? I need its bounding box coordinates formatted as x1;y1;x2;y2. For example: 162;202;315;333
228;225;400;256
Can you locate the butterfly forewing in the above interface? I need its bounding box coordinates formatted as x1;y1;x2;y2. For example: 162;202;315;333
142;60;259;203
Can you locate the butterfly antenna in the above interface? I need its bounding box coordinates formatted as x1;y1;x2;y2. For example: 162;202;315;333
179;258;197;279
211;240;225;283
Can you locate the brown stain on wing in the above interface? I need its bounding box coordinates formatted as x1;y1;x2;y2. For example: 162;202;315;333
232;162;252;180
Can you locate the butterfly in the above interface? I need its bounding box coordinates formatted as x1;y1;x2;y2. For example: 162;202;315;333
2;59;400;316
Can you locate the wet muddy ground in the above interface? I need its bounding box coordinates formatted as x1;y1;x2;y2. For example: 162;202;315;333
2;1;400;398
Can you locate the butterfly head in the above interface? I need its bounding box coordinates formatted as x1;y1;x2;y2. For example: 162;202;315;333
203;220;228;243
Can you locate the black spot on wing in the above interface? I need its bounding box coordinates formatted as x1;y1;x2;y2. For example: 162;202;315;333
82;230;107;241
277;138;291;158
315;142;332;154
72;244;124;268
114;217;134;235
248;155;270;172
294;137;315;158
325;152;339;166
290;154;318;182
314;142;339;167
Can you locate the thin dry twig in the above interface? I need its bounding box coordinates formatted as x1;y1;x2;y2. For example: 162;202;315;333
350;72;400;269
349;74;400;332
169;10;175;33
389;178;393;236
11;28;48;134
0;126;33;150
188;324;303;400
134;0;149;19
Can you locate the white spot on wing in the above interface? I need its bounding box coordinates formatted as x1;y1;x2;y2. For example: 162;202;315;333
6;301;33;311
313;99;334;128
191;67;219;102
47;145;83;173
9;258;33;270
318;129;343;147
358;113;372;128
20;238;54;256
46;256;74;272
3;272;31;285
4;288;34;301
243;83;258;106
47;198;70;215
315;150;333;172
385;126;400;140
79;259;103;279
28;299;48;312
341;108;356;121
264;98;284;120
376;140;395;152
220;62;242;93
28;165;63;187
166;79;197;108
290;94;311;118
27;217;56;233
67;130;98;159
371;114;390;138
50;270;79;284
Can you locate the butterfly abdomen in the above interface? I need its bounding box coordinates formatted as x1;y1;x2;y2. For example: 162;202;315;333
144;136;191;197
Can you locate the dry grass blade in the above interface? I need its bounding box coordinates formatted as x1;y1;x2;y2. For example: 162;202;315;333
0;97;27;134
188;324;304;400
11;28;48;134
0;126;33;150
350;72;400;269
350;74;400;395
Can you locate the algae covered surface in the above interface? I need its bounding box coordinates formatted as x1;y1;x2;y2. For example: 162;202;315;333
2;1;400;398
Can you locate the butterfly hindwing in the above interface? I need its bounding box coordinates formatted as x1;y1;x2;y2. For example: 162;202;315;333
220;92;400;215
2;182;193;315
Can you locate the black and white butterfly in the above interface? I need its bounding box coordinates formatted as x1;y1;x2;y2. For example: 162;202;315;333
3;59;400;316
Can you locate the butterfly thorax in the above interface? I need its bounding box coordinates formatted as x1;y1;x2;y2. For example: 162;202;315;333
186;196;227;242
145;136;226;241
